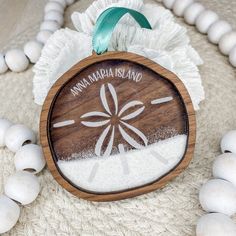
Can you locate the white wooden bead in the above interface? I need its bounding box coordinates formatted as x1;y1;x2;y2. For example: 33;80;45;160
196;10;219;34
219;32;236;55
229;46;236;67
40;20;60;32
0;53;8;74
14;144;46;174
51;0;66;8
23;41;43;63
207;20;232;45
5;124;36;152
44;1;64;13
199;179;236;216
0;195;20;234
5;49;29;72
36;30;53;45
163;0;176;9
213;153;236;187
65;0;75;5
221;130;236;154
0;118;12;147
44;10;64;26
196;213;236;236
173;0;193;17
184;2;205;25
4;171;40;205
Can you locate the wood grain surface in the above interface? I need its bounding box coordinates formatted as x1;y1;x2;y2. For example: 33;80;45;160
40;51;196;201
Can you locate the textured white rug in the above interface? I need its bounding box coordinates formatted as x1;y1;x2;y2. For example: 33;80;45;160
0;0;236;235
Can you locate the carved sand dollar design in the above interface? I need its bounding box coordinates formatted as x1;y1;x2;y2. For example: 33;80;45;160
40;52;196;201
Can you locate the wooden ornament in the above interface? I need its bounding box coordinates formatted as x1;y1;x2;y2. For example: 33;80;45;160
40;51;196;201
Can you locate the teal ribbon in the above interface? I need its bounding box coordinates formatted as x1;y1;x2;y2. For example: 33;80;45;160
92;7;152;55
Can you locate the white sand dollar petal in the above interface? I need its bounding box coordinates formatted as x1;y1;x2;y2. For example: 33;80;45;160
95;125;111;156
81;111;110;118
100;84;112;115
81;120;110;127
103;126;115;157
118;100;143;116
121;121;148;146
121;106;145;121
118;124;144;149
108;83;118;115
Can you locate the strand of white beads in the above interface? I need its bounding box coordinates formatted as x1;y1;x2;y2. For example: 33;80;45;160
196;131;236;236
162;1;236;234
0;118;46;234
162;0;236;67
0;0;76;74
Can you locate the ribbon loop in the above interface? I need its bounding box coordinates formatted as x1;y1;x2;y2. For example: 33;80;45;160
92;7;152;55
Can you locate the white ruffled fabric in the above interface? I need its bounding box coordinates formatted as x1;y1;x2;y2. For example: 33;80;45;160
33;0;204;109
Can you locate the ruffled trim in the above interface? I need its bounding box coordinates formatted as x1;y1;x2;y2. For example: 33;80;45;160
33;0;204;109
108;20;189;52
71;0;143;35
33;28;92;105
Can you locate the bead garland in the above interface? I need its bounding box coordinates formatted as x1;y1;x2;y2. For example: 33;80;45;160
0;118;46;234
0;0;76;74
196;132;236;236
162;0;236;235
162;0;236;68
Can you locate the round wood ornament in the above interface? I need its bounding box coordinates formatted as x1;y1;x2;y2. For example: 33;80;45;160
40;7;196;201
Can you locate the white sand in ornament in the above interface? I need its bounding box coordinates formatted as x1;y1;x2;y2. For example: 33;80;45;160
58;134;187;193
